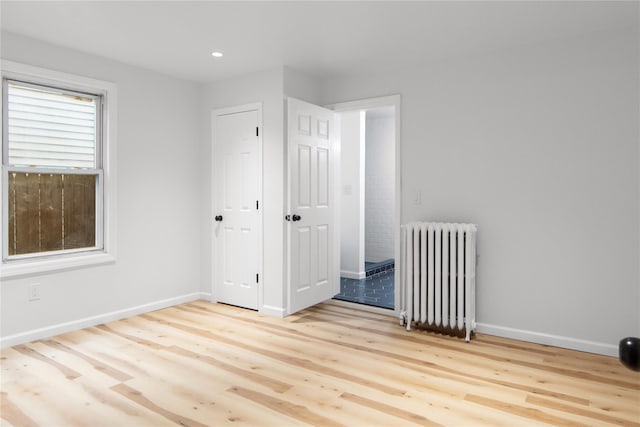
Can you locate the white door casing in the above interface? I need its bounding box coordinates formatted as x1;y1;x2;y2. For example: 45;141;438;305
286;97;339;314
212;106;261;310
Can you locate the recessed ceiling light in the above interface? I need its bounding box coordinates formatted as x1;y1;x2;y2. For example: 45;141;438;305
211;51;223;58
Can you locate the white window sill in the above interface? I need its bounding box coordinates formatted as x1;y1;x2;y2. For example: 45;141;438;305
0;252;115;280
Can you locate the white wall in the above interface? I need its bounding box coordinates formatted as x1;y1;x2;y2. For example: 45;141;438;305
201;67;286;316
283;66;322;105
340;111;365;278
365;112;395;263
321;27;640;355
0;32;203;343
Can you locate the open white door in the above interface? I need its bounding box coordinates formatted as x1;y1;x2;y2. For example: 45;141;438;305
212;107;260;310
286;97;339;314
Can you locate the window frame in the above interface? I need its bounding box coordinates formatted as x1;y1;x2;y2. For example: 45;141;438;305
0;60;117;279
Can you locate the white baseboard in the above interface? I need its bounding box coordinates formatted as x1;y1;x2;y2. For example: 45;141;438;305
475;323;618;357
4;292;617;358
260;305;286;317
0;292;208;349
340;270;366;280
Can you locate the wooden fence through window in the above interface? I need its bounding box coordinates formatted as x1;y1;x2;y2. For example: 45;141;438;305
7;172;96;256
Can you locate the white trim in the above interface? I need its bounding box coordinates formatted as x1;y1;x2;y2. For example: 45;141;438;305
0;60;118;280
329;95;402;318
212;103;261;117
0;252;115;279
260;304;286;318
0;292;208;349
340;269;366;280
1;60;115;95
476;323;618;357
327;95;401;114
256;106;264;313
210;103;263;310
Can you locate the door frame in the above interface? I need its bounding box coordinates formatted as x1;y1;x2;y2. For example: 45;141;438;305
326;95;402;318
210;103;263;309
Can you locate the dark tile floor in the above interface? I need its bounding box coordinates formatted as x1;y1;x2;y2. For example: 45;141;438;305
333;269;395;309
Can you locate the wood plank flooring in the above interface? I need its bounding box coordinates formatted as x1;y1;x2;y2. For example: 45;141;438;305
1;301;639;426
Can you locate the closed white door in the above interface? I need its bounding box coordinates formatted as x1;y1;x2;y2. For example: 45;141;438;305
287;97;339;314
213;108;260;310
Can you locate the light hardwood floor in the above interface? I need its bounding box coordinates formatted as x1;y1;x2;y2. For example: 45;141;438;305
1;301;639;426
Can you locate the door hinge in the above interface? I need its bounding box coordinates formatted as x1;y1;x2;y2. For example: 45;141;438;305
256;127;259;137
256;273;259;283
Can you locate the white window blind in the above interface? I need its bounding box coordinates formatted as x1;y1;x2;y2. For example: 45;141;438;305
6;81;98;169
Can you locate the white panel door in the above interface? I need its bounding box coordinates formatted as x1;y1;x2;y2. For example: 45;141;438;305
287;97;339;314
213;109;259;310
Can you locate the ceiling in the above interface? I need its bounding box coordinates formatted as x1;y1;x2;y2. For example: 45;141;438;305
1;1;637;84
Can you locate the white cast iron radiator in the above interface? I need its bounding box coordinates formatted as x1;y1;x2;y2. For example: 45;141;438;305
400;222;477;341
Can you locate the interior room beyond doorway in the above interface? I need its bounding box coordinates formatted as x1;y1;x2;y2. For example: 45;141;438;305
334;106;396;309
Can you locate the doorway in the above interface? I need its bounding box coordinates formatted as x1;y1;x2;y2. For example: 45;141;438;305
330;96;401;312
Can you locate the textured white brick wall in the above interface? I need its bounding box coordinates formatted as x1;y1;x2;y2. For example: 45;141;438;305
365;113;395;262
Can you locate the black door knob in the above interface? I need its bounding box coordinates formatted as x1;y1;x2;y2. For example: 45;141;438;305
292;214;301;221
214;215;223;222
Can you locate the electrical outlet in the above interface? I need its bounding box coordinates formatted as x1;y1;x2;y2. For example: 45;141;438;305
28;283;41;302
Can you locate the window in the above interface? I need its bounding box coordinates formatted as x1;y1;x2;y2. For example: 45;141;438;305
4;80;102;258
1;61;116;278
